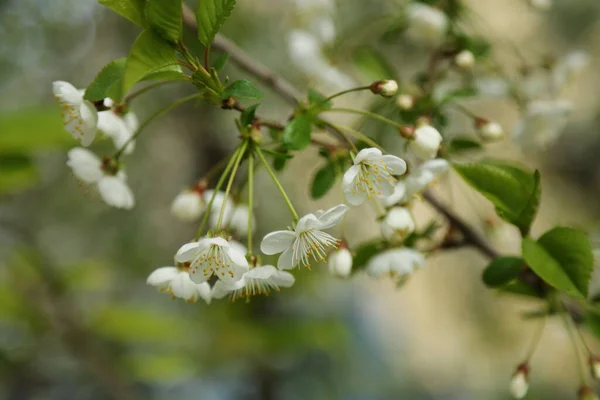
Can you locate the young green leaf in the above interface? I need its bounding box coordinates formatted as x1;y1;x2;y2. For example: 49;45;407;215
145;0;183;43
240;104;260;127
123;30;181;96
482;256;525;287
446;137;482;154
84;58;127;102
221;79;263;100
212;52;230;71
522;227;593;298
307;88;332;112
195;0;237;46
99;0;146;27
283;114;313;150
353;46;398;82
311;163;337;199
453;160;541;235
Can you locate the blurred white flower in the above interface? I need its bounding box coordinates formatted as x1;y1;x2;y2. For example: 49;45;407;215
98;110;138;154
380;181;407;208
530;0;552;10
175;237;249;284
229;204;256;236
66;147;134;209
147;266;212;304
510;364;529;399
475;76;510;98
343;148;407;206
396;94;414;110
171;190;205;221
478;120;504;142
553;51;590;90
203;189;235;228
328;247;353;277
380;207;415;241
513;99;572;150
409;125;443;160
405;3;448;46
261;204;349;270
212;265;295;300
590;356;600;380
53;81;98;146
455;50;475;70
366;248;425;283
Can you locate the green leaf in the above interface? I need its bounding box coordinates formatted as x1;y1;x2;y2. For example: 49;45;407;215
283;114;313;150
499;281;544;298
353;46;397;82
0;153;38;194
453;160;541;235
537;227;593;296
0;108;73;152
123;30;181;96
585;311;600;339
240;104;259;127
311;163;337;199
140;68;187;82
84;58;127;102
446;137;482;154
522;228;593;298
212;52;230;71
482;256;524;287
99;0;146;26
221;79;262;100
195;0;237;46
145;0;182;43
307;88;332;112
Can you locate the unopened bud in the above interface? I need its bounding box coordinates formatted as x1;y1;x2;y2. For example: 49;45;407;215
328;246;353;278
171;190;205;222
370;80;399;97
509;363;529;399
381;207;415;241
590;356;600;380
396;94;414;110
399;125;415;139
476;118;504;142
409;124;443;160
579;386;599;400
250;126;263;144
455;50;475;70
221;97;236;109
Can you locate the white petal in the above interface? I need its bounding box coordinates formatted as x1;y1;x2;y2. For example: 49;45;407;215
272;270;295;287
277;246;296;270
245;265;278;280
79;101;98;147
295;213;322;232
52;81;83;105
174;242;201;263
380;182;407;208
97;176;135;209
171;191;204;221
354;147;382;165
200;236;230;248
227;245;249;268
342;165;365;205
380;155;407;176
170;271;197;300
66;147;103;183
195;282;213;304
315;204;349;229
146;266;178;287
229;240;248;257
260;230;297;254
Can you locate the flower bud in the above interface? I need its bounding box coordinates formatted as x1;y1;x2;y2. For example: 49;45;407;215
396;94;414;110
579;386;600;400
228;204;255;236
328;247;353;278
476;118;504;142
590;356;600;380
454;50;475;70
509;363;529;399
405;3;449;46
381;207;415;241
409;124;442;160
171;190;205;221
370;80;399;97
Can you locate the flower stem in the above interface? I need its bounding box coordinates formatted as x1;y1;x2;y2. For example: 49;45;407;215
325;107;404;130
333;124;383;150
123;80;182;104
320;120;358;151
114;93;204;160
247;150;255;256
195;146;241;240
523;317;546;361
254;146;299;221
561;304;588;385
310;86;371;110
217;141;249;230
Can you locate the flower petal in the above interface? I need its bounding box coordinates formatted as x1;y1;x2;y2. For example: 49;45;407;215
273;270;295;287
227;245;249;268
277;246;296;270
380;155;407;176
195;282;213;304
260;230;296;254
146;266;178;287
354;147;382;164
66;147;103;183
79;101;98;147
170;271;197;300
174;242;201;263
295;214;322;232
97;176;135;209
315;204;349;229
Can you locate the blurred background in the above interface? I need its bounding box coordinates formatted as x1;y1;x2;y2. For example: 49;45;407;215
1;0;600;399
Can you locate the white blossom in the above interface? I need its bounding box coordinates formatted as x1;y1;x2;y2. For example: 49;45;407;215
553;51;590;90
409;125;443;160
478;121;504;141
342;148;407;206
98;109;138;154
328;247;353;277
175;237;249;284
147;266;212;304
513;99;572;150
380;182;407;208
229;204;256;236
405;3;448;46
510;366;529;399
66;147;134;209
212;265;295;300
260;204;348;270
52;81;98;146
203;189;235;228
366;248;425;283
396;94;414;110
405;159;449;198
381;207;415;241
171;190;205;221
455;50;475;69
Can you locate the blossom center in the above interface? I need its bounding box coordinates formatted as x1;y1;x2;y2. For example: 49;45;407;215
293;229;339;268
353;160;396;198
191;244;235;279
